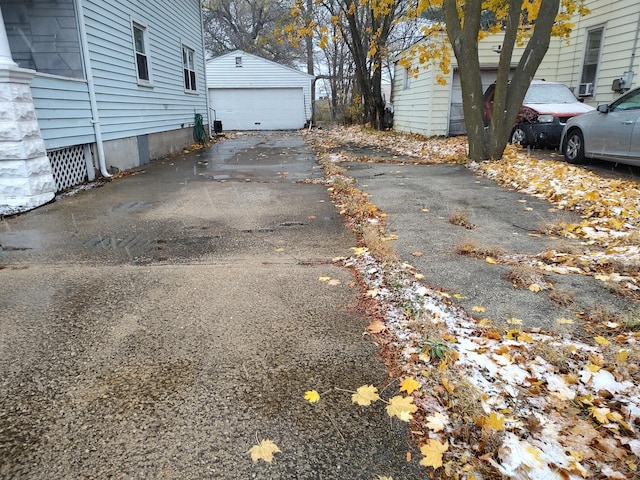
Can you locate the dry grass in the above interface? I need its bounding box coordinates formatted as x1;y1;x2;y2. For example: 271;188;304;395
361;223;398;263
548;288;576;307
448;209;476;230
455;238;504;259
505;265;546;289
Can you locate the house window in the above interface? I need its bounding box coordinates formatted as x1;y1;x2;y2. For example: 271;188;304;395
580;27;603;92
402;67;411;90
235;56;242;67
182;45;197;91
133;22;150;83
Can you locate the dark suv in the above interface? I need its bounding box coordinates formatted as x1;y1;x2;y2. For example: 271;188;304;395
483;80;594;148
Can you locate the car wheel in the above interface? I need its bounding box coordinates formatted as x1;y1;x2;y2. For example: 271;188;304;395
563;129;585;164
510;125;528;146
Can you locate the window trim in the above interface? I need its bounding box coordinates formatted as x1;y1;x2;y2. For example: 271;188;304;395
182;43;197;93
235;56;243;67
579;25;605;96
131;20;153;87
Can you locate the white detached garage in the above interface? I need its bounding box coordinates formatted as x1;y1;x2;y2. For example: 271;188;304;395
206;50;314;131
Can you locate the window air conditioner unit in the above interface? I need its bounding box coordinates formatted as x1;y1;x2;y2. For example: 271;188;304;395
577;82;593;97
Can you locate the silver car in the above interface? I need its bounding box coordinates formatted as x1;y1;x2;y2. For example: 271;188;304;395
561;86;640;165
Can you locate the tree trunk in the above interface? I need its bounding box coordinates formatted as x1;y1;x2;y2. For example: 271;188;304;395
443;0;561;161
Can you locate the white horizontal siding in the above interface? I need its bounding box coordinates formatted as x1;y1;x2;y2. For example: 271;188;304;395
557;0;640;105
207;50;314;122
83;0;208;142
30;75;96;149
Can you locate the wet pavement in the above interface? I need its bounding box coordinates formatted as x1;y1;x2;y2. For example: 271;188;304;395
0;132;425;479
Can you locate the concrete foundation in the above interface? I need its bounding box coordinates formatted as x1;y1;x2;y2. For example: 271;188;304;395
101;126;207;173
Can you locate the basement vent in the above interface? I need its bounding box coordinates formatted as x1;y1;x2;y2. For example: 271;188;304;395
48;144;90;192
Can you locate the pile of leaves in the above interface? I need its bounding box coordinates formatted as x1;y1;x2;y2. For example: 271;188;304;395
305;126;640;479
472;158;640;298
308;125;469;164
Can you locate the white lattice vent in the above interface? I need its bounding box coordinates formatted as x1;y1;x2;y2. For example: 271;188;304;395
48;145;89;193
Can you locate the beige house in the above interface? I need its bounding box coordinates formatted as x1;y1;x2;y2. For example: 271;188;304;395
392;0;640;137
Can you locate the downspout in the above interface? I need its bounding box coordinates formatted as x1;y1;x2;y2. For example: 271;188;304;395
75;0;110;178
199;2;212;138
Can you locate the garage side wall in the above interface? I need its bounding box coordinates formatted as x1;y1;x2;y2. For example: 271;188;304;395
206;51;313;129
392;33;564;137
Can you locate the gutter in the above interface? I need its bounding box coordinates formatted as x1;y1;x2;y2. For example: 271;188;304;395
199;2;212;138
75;0;111;178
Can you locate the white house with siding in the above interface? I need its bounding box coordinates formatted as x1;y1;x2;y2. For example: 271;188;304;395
0;0;208;215
206;50;314;131
392;0;640;137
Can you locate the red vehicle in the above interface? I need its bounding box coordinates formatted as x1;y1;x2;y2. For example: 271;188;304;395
483;80;594;148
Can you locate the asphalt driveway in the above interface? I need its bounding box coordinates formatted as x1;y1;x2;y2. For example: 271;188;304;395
0;132;425;479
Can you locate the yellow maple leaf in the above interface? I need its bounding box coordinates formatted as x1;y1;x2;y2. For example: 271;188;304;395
400;377;421;395
528;283;542;292
518;332;533;343
304;390;320;403
419;439;449;469
594;336;610;346
472;305;486;312
248;439;281;463
615;349;629;363
275;247;285;252
479;411;506;431
485;257;497;264
590;406;610;424
386;395;418;422
351;385;380;406
350;246;368;256
318;276;331;282
425;412;448;432
441;378;455;394
453;293;467;299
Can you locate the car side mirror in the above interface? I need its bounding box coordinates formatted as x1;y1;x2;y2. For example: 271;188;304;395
597;104;610;113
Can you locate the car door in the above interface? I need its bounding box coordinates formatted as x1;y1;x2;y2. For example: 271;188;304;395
601;90;640;160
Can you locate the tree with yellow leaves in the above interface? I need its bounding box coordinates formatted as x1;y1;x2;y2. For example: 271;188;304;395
286;0;588;160
431;0;589;160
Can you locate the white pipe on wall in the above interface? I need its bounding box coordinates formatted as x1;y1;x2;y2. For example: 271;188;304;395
75;0;111;178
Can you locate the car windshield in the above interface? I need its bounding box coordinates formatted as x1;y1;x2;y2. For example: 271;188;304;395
523;84;577;104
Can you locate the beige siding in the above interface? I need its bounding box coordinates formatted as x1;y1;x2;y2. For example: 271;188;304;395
392;2;640;136
392;63;450;137
557;0;640;106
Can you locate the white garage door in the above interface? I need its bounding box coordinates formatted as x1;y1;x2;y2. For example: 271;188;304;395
209;88;306;131
449;70;502;135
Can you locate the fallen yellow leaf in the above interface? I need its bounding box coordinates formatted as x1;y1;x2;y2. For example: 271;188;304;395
594;336;610;346
248;439;281;463
318;276;331;282
386;395;418;422
366;320;387;334
352;385;380;406
304;390;320;403
419;439;449;469
528;283;542;292
327;278;341;286
472;306;486;312
399;377;421;395
485;257;497;264
412;251;424;257
425;412;448;432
